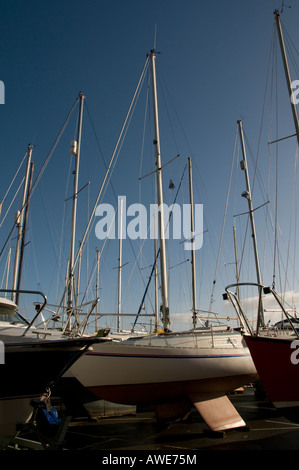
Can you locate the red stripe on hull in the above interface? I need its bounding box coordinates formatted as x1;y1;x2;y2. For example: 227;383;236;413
87;373;257;406
245;335;299;405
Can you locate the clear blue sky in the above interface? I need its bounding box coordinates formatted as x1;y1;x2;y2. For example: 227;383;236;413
0;0;299;331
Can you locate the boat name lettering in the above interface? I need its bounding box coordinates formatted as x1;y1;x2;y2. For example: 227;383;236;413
95;196;203;251
290;340;299;365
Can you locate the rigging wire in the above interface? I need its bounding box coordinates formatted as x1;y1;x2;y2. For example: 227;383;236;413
0;151;27;219
266;17;299;296
272;27;279;290
248;15;299;309
58;57;151;310
0;176;25;229
283;145;298;300
208;126;238;317
0;95;80;263
68;82;153;324
131;161;187;330
235;21;280;292
55;153;74;303
138;74;153;308
30;95;80;201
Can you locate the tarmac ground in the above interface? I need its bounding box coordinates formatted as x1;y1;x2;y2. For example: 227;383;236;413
60;386;299;452
5;385;299;465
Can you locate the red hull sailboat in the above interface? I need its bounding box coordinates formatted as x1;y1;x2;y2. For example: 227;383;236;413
225;10;299;422
245;333;299;419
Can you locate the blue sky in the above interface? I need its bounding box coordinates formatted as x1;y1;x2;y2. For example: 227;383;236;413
1;0;299;331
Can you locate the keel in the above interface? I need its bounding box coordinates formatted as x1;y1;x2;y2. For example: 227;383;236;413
188;392;246;431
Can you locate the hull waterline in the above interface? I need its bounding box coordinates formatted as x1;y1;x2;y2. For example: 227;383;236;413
70;328;258;430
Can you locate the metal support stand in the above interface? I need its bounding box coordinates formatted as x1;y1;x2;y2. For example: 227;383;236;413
10;397;72;450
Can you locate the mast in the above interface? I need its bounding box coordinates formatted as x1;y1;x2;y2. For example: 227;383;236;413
238;120;265;330
95;248;100;331
149;50;170;331
67;91;85;312
274;10;299;146
15;161;34;305
188;157;197;328
117;197;123;332
11;144;33;302
5;248;11;295
154;212;159;331
233;224;240;302
76;241;82;306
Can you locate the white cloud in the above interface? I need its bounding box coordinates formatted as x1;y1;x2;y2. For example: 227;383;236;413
224;288;299;326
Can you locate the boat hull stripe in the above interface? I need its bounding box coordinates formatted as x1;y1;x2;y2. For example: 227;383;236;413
86;351;251;359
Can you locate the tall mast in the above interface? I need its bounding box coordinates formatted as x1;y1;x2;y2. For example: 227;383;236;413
238;120;265;330
274;10;299;146
233;224;240;302
67;91;85;311
149;50;170;331
16;161;34;305
154;212;159;331
5;248;11;295
188;157;197;328
76;241;82;306
117;197;123;332
95;247;100;331
11;144;33;302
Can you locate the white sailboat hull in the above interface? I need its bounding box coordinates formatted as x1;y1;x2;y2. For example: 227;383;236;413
70;328;257;407
0;320;98;448
0;397;34;449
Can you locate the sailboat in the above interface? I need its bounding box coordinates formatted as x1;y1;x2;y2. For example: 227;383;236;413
69;49;258;432
225;10;299;422
0;139;99;448
0;289;98;449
